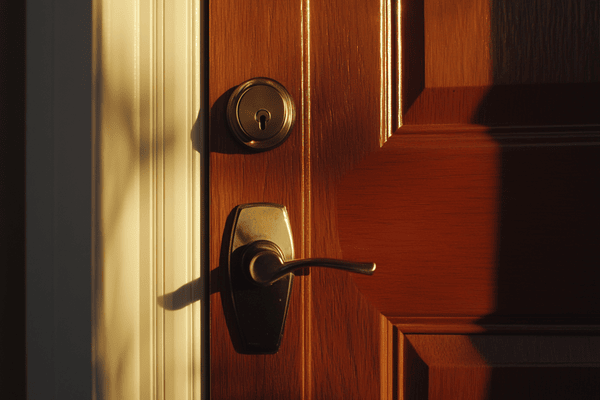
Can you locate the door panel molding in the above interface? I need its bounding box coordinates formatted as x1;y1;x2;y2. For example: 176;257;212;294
402;335;600;399
400;0;600;126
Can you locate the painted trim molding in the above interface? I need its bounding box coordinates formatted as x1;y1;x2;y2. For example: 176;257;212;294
92;0;206;398
26;0;206;398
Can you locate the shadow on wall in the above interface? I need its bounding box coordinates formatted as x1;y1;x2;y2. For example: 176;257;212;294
91;1;186;395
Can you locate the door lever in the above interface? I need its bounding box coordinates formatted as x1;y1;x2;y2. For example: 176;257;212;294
243;240;375;286
227;203;375;354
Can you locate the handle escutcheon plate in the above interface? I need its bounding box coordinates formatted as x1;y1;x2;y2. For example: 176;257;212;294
227;203;375;354
228;203;294;354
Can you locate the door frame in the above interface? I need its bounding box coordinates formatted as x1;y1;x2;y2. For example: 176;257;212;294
26;0;92;397
26;0;208;398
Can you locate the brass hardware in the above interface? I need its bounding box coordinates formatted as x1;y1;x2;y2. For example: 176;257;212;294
243;240;375;286
227;203;375;354
226;78;296;151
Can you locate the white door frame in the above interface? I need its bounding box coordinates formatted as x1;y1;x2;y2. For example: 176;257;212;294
26;0;207;398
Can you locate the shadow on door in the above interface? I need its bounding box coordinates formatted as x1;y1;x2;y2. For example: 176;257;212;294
470;1;600;398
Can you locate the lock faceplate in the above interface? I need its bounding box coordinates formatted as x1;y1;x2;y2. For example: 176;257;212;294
227;78;296;151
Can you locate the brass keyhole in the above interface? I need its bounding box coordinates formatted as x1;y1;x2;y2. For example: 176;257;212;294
259;115;267;130
226;77;296;151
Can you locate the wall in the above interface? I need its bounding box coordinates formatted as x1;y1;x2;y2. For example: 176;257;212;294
0;0;26;396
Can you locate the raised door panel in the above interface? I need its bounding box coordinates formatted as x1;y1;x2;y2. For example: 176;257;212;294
338;130;600;327
402;0;600;125
403;335;600;399
337;0;600;397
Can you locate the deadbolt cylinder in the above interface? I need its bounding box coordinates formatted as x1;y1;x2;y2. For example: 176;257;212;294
226;78;296;151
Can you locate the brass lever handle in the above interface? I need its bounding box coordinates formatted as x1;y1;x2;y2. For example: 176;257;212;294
227;203;376;354
243;240;376;286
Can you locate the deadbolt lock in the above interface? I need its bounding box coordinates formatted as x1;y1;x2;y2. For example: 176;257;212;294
226;78;296;151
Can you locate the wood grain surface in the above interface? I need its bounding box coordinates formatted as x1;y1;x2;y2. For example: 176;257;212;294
402;0;600;125
404;335;600;399
210;0;388;397
209;1;305;398
211;0;600;397
338;127;600;327
308;0;384;397
337;0;600;393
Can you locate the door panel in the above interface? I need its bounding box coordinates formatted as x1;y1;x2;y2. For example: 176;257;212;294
404;335;600;400
210;0;600;398
339;129;600;323
402;0;600;126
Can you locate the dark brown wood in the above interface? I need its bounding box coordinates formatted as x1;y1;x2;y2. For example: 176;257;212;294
403;85;600;125
209;2;305;398
210;0;388;397
339;128;600;325
308;0;384;398
211;0;600;397
339;131;500;319
404;335;600;399
401;0;600;125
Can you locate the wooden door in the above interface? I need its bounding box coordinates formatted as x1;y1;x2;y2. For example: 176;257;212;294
210;0;600;398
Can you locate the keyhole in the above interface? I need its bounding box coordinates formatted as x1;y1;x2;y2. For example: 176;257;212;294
259;115;267;130
255;109;271;131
